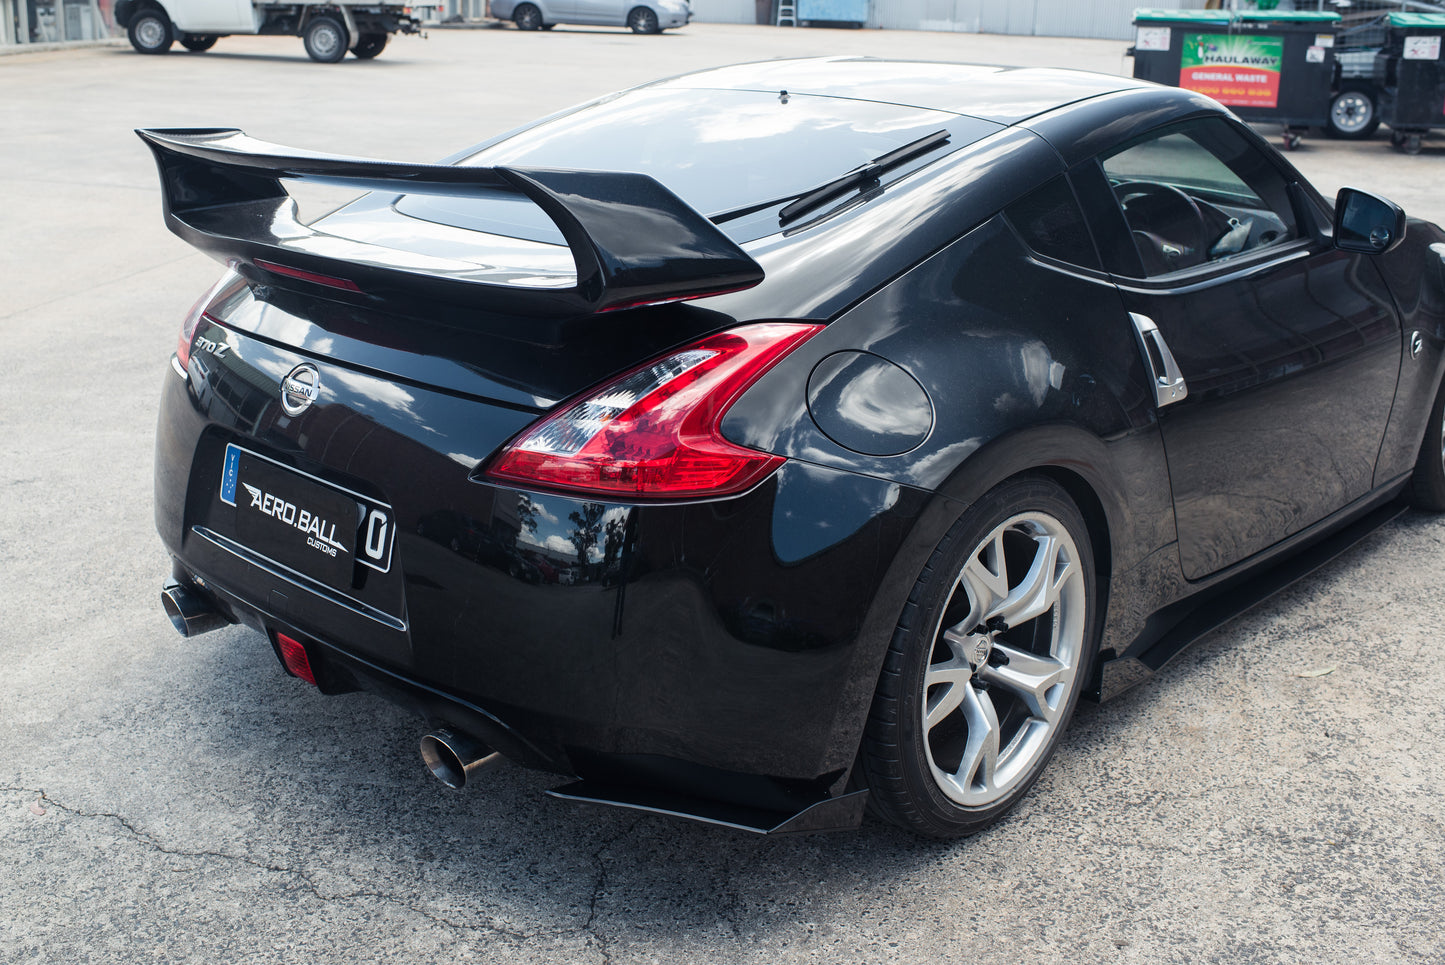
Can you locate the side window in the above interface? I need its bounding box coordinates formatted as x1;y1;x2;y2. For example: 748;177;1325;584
1099;118;1298;277
1004;176;1100;270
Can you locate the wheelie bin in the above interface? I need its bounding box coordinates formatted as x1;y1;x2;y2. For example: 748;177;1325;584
1131;8;1340;150
1377;12;1445;154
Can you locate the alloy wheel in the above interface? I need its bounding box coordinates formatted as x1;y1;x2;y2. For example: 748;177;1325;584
922;511;1086;807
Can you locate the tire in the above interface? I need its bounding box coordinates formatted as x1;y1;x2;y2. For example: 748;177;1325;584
859;475;1099;838
627;5;659;33
1327;85;1380;140
303;16;349;63
513;3;542;30
127;10;173;53
179;34;217;51
1411;378;1445;511
350;32;387;58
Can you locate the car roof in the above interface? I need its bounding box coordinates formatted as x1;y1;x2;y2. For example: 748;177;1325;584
649;57;1156;124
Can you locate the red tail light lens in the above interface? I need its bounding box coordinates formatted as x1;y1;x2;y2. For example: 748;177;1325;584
176;293;209;371
175;270;242;370
276;632;317;686
483;322;823;499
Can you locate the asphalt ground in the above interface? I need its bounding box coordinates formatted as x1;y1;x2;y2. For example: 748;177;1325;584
2;23;1444;965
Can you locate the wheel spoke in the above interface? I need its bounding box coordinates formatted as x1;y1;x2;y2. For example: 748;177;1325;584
953;683;1001;793
956;530;1009;629
994;532;1073;629
976;643;1067;722
924;658;972;728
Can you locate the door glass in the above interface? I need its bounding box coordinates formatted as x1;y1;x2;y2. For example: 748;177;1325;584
1100;119;1297;277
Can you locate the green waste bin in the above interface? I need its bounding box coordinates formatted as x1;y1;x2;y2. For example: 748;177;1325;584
1132;8;1340;150
1378;12;1445;154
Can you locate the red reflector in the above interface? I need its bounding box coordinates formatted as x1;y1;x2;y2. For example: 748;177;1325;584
276;633;317;686
254;258;362;293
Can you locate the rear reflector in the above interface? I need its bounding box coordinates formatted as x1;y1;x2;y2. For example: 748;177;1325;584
276;632;317;686
481;322;822;499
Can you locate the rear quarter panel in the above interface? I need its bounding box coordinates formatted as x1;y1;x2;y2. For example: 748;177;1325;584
723;212;1178;690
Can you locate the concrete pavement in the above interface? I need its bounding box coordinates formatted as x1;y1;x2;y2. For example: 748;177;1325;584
2;24;1443;964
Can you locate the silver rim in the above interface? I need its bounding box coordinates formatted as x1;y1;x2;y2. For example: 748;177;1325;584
310;22;342;57
1331;92;1373;135
516;5;539;28
136;17;167;47
629;8;655;31
923;511;1086;807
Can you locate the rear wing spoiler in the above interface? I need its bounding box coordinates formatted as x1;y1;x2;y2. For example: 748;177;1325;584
136;128;764;316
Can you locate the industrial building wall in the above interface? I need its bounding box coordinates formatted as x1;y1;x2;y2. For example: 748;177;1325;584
695;0;1210;39
692;0;760;24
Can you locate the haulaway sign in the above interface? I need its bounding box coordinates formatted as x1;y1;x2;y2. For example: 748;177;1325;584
1180;34;1283;108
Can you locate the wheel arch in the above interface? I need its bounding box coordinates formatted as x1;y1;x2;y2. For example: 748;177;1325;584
827;424;1137;782
114;0;142;27
118;0;168;27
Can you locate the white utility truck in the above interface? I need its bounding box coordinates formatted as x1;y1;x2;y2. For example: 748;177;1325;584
115;0;421;61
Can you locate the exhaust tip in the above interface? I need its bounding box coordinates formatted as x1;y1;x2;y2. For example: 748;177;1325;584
421;728;503;789
161;581;230;637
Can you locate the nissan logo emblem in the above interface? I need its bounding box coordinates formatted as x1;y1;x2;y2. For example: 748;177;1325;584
280;363;321;416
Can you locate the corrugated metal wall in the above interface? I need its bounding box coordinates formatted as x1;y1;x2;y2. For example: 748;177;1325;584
695;0;1209;39
692;0;760;24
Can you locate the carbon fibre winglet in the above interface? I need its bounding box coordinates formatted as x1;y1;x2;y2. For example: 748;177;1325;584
136;128;765;316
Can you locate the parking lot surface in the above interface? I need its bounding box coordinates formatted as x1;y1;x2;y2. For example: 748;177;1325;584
2;24;1444;964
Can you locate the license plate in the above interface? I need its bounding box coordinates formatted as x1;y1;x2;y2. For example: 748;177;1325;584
219;444;395;590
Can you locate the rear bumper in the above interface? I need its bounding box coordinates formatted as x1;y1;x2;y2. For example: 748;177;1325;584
155;332;934;825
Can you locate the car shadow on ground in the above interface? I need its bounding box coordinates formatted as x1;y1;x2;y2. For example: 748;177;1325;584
159;618;1033;933
140;509;1431;941
102;47;412;65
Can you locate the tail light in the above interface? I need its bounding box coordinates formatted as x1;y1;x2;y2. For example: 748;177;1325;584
175;292;210;371
482;322;823;499
175;270;243;370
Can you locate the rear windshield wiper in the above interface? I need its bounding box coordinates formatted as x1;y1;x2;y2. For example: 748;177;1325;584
777;129;951;226
708;129;953;229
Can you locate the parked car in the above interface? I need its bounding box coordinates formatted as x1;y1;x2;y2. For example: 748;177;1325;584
114;0;420;61
144;59;1445;838
488;0;690;33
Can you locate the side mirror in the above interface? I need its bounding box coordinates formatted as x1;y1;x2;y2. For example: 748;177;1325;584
1334;187;1407;254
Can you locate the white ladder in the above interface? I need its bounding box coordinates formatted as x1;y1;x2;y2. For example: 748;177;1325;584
777;3;796;26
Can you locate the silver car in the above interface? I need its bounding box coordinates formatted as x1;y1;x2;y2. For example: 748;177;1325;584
490;0;690;32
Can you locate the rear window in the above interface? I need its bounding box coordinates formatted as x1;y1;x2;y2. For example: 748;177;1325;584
395;88;995;244
1004;176;1099;269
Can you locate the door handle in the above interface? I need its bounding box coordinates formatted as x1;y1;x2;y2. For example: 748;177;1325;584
1128;312;1189;407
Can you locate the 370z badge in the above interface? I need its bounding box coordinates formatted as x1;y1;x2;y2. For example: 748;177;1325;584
219;443;394;585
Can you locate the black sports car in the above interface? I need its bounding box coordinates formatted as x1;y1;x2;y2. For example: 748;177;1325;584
143;59;1445;839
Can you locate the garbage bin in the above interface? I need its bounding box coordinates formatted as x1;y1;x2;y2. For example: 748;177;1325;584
1378;12;1445;154
1132;9;1340;150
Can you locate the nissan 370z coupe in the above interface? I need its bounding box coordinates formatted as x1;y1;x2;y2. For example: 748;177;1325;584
144;59;1445;838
